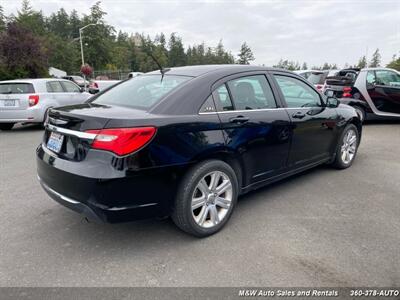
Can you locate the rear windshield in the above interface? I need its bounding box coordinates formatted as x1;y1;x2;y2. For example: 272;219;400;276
92;75;192;110
308;72;328;85
0;83;35;94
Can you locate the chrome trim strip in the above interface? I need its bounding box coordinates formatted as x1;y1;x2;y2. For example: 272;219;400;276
199;107;287;115
38;176;80;204
46;124;97;140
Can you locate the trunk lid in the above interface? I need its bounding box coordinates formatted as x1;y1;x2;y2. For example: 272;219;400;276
44;103;152;161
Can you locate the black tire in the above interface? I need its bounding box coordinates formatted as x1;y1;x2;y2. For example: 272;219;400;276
0;123;14;131
172;160;239;237
353;105;365;122
332;124;359;169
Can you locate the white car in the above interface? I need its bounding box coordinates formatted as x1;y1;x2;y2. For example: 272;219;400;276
128;72;144;78
0;78;91;130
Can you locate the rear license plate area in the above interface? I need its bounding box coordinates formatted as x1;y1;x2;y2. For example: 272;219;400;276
47;132;64;153
1;99;16;107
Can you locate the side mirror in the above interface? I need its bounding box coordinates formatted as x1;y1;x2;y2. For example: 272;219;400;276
324;89;339;108
326;97;339;108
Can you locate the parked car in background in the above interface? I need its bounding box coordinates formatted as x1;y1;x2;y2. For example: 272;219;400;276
88;80;121;94
62;75;89;88
0;78;91;130
322;68;359;98
128;72;144;78
295;70;332;92
37;65;362;237
334;68;400;121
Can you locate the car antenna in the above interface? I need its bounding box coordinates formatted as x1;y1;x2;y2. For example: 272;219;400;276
149;53;170;82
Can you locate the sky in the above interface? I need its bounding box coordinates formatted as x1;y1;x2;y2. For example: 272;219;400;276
2;0;400;68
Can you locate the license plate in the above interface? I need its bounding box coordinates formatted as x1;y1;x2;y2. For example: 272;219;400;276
3;100;16;107
47;132;64;153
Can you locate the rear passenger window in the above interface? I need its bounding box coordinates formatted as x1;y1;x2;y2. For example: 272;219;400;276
61;81;80;93
47;81;64;93
226;75;277;110
213;85;234;111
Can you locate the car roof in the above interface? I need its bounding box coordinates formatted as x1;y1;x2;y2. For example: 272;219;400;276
361;67;400;73
146;64;287;77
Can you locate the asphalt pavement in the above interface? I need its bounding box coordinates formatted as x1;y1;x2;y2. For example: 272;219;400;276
0;122;399;287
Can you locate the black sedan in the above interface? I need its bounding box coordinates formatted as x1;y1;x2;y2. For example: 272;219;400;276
37;65;362;237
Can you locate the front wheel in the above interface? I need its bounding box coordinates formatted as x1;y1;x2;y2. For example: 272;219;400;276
172;160;239;237
0;123;15;131
332;124;359;169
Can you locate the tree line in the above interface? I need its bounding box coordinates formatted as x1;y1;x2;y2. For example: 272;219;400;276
0;1;255;80
274;48;400;71
0;0;399;81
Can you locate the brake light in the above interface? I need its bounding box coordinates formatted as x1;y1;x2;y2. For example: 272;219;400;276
85;127;157;156
28;95;39;107
316;84;323;91
342;87;352;98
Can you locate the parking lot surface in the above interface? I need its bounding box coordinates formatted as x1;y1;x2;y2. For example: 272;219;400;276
0;122;399;287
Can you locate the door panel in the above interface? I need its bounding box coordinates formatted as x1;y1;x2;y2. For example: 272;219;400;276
212;74;291;185
272;73;338;167
367;70;400;114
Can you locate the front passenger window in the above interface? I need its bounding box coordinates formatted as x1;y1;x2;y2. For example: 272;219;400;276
274;75;322;108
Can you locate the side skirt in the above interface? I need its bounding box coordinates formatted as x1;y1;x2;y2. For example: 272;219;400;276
240;157;331;195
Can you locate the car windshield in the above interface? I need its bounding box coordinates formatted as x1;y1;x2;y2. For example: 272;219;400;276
92;75;192;110
308;72;327;85
0;83;35;94
72;76;84;80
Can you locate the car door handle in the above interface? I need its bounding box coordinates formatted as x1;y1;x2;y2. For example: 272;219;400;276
229;116;249;124
292;111;306;119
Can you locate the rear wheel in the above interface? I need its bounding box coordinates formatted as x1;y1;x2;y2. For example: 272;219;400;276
332;124;359;169
353;105;365;122
172;160;238;237
0;123;14;131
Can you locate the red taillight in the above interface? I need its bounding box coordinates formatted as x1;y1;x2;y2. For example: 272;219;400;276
342;87;352;98
316;84;323;90
28;95;39;107
85;127;157;156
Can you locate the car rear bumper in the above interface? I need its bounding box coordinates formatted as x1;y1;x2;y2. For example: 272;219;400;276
0;107;44;123
36;144;181;223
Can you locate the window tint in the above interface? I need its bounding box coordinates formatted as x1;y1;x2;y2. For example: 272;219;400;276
375;70;400;87
226;75;276;110
199;95;216;113
61;81;80;92
274;75;322;108
366;71;376;85
0;83;34;94
47;81;64;93
213;84;234;111
93;75;191;110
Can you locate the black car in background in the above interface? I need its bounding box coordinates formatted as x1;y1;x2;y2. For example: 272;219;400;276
323;68;400;122
37;65;362;237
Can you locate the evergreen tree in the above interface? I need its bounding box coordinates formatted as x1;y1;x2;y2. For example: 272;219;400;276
387;54;400;71
301;62;308;70
357;55;367;68
167;33;186;67
369;48;381;67
237;42;254;64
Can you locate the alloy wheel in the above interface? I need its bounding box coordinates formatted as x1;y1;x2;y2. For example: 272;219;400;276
341;129;357;164
191;171;233;228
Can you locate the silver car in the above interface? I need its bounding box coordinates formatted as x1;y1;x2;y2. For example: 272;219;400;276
0;78;91;130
